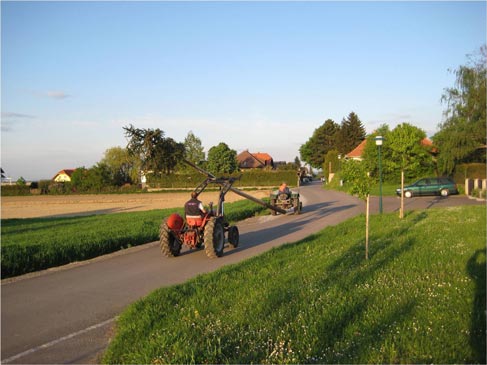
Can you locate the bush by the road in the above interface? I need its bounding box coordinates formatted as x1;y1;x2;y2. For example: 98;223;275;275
1;200;267;278
103;206;486;364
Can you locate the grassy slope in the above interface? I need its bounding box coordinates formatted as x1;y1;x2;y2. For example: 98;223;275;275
103;206;486;364
1;199;266;278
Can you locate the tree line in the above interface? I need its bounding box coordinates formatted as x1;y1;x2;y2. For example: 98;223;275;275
33;45;484;194
46;125;301;193
300;45;486;182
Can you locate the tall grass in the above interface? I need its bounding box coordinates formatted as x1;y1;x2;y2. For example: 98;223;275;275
103;206;486;364
1;200;267;278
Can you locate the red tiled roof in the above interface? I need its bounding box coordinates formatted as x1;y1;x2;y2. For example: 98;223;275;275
253;153;272;163
52;169;76;180
237;151;273;168
421;137;432;146
421;138;439;153
345;140;367;159
62;169;76;176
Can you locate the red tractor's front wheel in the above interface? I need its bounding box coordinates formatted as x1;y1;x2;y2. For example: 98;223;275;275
159;221;182;257
204;218;224;258
228;226;239;248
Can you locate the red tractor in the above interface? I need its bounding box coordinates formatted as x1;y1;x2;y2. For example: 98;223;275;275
159;161;287;258
159;176;241;258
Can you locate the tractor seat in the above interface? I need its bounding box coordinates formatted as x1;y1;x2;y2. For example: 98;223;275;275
186;216;203;227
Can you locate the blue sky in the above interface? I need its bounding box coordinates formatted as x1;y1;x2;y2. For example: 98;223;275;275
1;1;486;180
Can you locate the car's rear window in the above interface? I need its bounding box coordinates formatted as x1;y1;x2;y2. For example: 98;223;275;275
439;178;454;184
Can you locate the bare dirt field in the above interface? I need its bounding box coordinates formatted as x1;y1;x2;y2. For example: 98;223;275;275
1;190;271;219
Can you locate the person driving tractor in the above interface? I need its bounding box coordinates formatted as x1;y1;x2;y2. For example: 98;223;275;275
278;182;290;196
185;191;207;219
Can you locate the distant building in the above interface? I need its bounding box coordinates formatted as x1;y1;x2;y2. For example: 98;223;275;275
237;150;274;169
53;169;76;182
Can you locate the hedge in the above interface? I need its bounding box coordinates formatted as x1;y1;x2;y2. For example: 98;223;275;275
454;163;486;183
148;170;300;188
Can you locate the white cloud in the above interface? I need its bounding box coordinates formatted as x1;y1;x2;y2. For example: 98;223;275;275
46;90;70;100
26;89;71;100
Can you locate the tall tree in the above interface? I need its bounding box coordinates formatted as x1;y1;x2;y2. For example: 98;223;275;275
184;131;205;163
123;124;185;175
99;146;140;185
71;165;111;192
294;156;301;169
388;123;432;218
323;149;340;179
434;45;487;175
340;159;373;259
361;124;392;180
182;131;205;171
336;112;366;155
207;143;238;174
299;119;340;168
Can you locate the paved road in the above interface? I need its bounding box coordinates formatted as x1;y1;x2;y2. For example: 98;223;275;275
1;182;483;364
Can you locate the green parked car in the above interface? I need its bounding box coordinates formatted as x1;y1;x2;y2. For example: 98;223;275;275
396;177;458;198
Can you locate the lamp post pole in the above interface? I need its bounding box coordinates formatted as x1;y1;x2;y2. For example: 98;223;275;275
375;136;384;214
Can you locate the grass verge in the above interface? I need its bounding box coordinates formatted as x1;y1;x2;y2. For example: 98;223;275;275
1;199;267;278
103;206;486;364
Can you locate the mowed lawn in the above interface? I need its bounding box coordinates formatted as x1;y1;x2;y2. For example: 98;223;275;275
103;206;486;364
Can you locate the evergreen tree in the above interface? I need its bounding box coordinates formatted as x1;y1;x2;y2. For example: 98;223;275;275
336;112;366;155
294;156;301;169
123;124;185;175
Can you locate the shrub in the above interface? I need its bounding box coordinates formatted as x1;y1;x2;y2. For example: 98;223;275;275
471;188;487;200
1;185;31;196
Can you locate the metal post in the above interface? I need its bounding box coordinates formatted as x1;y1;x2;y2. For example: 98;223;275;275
378;143;383;214
375;135;384;215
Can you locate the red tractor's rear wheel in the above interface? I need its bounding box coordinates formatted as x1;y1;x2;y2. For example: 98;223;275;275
204;218;224;258
160;220;182;257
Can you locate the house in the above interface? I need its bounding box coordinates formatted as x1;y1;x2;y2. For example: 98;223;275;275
345;139;367;161
53;169;76;182
237;150;274;169
345;137;437;161
420;137;439;154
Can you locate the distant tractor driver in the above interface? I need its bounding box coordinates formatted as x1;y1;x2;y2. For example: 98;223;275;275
185;191;207;219
278;182;290;196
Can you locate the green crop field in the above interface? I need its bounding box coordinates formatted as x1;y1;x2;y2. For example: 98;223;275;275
1;199;267;278
103;206;486;364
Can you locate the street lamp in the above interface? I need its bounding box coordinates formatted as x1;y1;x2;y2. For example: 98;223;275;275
375;135;384;214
